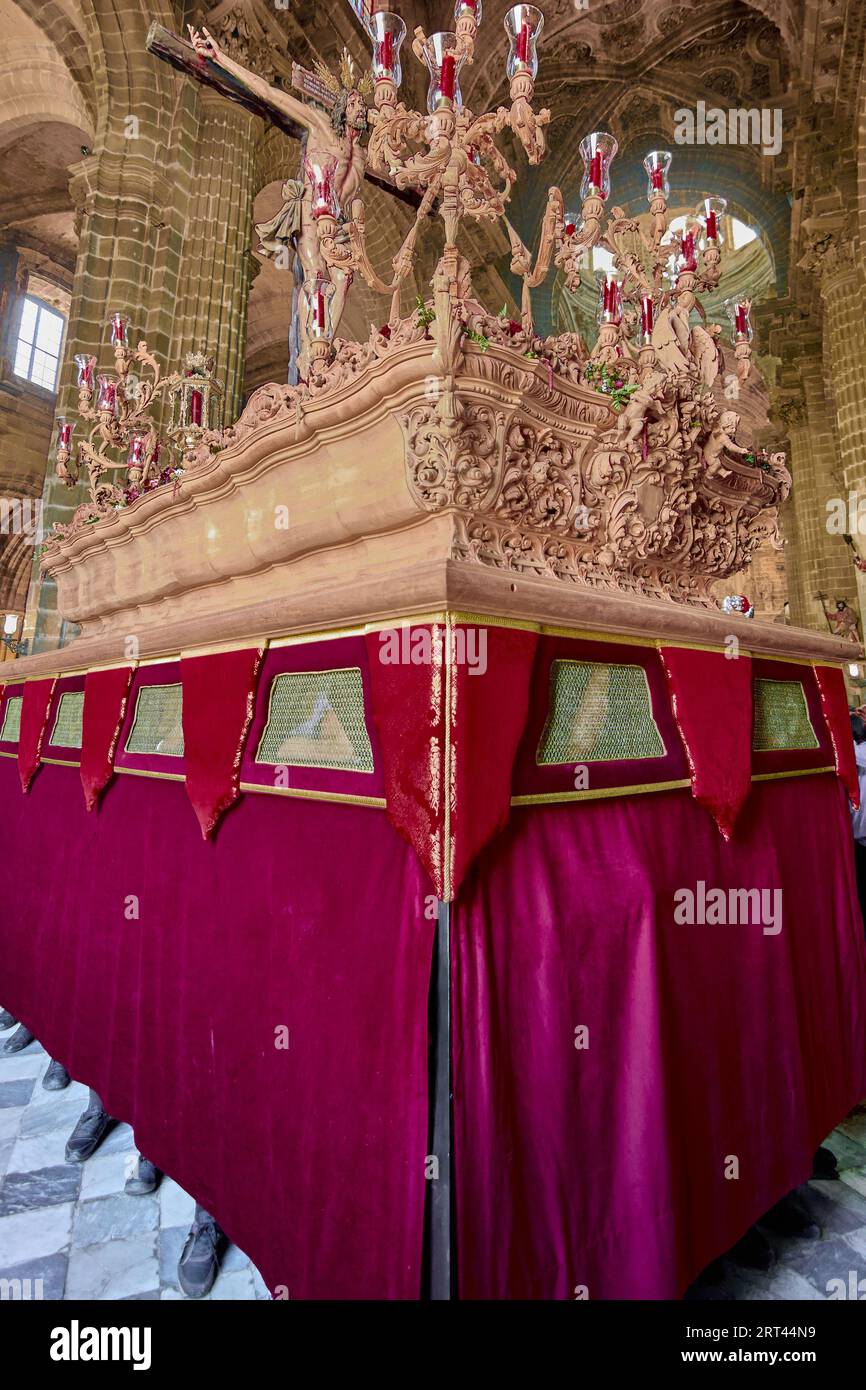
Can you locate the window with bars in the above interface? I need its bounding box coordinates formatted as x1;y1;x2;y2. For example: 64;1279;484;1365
14;296;65;393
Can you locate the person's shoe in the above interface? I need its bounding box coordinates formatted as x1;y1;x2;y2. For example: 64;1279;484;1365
761;1193;820;1240
813;1145;839;1180
41;1059;71;1091
177;1215;225;1298
65;1103;113;1163
125;1157;161;1196
0;1008;16;1031
727;1225;774;1270
2;1025;34;1054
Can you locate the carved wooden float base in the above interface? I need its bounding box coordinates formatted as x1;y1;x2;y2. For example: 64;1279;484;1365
14;557;858;677
24;340;837;676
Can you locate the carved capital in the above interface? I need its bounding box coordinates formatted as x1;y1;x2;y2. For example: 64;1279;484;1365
771;390;807;427
798;213;859;292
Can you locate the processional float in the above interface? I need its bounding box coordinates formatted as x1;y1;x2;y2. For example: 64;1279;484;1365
1;5;864;1302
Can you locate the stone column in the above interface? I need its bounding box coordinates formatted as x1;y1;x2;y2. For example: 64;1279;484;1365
20;147;186;653
21;88;259;652
772;377;850;631
799;214;866;628
169;93;259;423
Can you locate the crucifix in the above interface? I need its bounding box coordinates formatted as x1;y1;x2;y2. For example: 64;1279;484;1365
146;22;411;383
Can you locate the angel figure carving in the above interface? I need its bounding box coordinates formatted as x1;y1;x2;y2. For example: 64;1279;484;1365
616;375;668;449
188;26;373;380
652;282;721;386
701;410;753;480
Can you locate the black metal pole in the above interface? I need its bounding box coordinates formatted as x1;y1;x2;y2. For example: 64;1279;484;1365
424;899;453;1300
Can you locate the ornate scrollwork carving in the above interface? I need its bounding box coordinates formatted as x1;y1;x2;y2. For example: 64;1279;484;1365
400;401;503;511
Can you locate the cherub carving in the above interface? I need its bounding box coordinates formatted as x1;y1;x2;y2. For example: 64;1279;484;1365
616;374;668;448
701;410;752;479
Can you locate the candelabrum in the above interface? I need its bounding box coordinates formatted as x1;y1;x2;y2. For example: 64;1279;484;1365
309;5;551;365
551;147;747;388
55;318;223;521
303;4;750;400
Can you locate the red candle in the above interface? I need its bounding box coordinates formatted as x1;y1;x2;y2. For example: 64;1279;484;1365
315;289;326;332
682;232;696;268
127;436;145;466
589;152;603;189
380;31;393;72
641;295;654;336
735;303;749;335
58;422;72;450
564;221;575;236
440;52;456;100
706;210;718;240
651;166;664;190
515;21;530;64
110;313;126;347
189;388;203;426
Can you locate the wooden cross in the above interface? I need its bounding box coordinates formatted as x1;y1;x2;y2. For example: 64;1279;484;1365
145;23;414;208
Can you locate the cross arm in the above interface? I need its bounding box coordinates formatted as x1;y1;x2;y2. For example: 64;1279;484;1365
146;24;420;209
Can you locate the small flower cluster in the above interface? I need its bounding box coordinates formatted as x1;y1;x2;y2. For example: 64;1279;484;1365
415;295;435;332
743;449;770;471
118;464;185;510
583;362;639;413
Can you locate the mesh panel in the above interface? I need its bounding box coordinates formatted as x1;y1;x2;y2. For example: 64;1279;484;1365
537;660;665;764
49;690;84;749
255;667;374;772
0;695;22;744
125;683;185;757
752;678;819;752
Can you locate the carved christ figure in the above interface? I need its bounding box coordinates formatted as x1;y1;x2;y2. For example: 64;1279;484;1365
187;26;371;380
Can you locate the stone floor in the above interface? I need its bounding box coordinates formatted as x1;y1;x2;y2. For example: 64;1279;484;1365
0;1030;268;1300
1;1022;865;1300
683;1106;866;1300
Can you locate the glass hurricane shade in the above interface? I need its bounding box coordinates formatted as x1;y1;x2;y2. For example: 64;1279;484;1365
726;298;753;340
598;276;622;323
640;295;654;339
424;32;465;111
127;435;146;468
696;195;728;243
109;312;129;348
580;132;618;201
3;614;18;636
56;418;74;453
455;0;482;19
643;150;672;200
563;210;580;237
679;229;698;271
369;12;406;85
75;353;96;388
505;5;543;81
96;376;119;414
